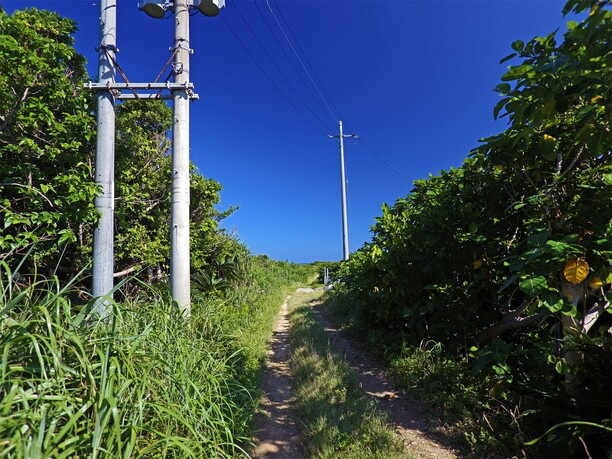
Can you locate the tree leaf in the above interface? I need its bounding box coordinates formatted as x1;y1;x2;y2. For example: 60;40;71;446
540;293;564;313
500;273;519;292
511;40;525;52
499;52;517;64
588;277;603;289
493;97;511;119
501;64;533;81
539;134;558;161
563;258;589;284
519;276;548;296
495;83;511;94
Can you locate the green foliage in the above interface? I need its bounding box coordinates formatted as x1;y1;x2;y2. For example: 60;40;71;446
194;256;318;381
331;1;611;456
0;8;98;272
113;100;236;282
0;7;238;287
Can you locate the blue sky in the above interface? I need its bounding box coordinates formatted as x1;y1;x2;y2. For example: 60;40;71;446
5;0;575;263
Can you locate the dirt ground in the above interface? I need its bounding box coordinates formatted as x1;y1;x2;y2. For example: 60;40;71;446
312;304;459;459
251;291;459;458
251;295;302;458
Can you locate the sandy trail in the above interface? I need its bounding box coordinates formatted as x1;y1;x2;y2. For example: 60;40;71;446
252;291;458;458
251;295;302;458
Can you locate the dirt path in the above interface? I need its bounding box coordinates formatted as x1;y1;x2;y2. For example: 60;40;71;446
251;295;302;458
312;305;459;459
252;291;458;458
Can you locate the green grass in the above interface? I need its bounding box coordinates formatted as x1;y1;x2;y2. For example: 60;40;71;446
287;292;406;459
0;269;246;457
0;257;317;458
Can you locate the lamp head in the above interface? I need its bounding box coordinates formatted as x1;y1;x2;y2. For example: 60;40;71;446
142;0;168;18
195;0;225;17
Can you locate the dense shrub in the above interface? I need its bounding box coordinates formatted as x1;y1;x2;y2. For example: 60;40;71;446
331;1;611;456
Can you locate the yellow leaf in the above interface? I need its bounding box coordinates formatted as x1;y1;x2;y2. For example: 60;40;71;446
588;277;603;289
473;259;483;269
543;134;556;142
563;258;589;285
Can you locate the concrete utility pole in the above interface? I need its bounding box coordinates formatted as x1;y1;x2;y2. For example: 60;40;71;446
329;120;357;261
170;0;192;316
88;0;223;319
92;0;117;317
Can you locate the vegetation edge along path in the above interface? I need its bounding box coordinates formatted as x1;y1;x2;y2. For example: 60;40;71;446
310;299;458;459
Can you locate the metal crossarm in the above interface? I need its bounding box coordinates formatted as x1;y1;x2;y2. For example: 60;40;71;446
84;82;199;100
85;82;195;89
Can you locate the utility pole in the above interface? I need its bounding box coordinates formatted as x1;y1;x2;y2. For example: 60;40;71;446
87;0;223;319
92;0;117;318
170;0;192;316
329;120;357;261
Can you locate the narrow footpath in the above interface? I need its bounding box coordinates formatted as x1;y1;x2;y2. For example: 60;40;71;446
251;295;302;458
252;290;458;458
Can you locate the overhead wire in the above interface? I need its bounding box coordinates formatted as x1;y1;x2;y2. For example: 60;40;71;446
231;0;331;133
220;14;328;136
264;0;339;126
356;136;412;186
253;0;336;129
230;1;409;188
273;0;344;122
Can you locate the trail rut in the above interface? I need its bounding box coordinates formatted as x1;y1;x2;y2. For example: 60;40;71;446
312;304;459;459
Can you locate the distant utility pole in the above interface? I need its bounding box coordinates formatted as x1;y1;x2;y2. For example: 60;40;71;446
91;0;117;318
329;120;357;261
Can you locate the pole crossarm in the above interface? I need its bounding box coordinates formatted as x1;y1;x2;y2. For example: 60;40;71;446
84;82;199;100
328;133;358;139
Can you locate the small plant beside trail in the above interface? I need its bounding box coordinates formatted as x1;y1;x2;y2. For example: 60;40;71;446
288;292;406;459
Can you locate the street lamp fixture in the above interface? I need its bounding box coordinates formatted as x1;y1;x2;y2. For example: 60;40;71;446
195;0;224;16
140;0;224;18
141;0;168;18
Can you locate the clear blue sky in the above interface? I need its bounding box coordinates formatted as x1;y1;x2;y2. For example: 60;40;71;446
5;0;575;263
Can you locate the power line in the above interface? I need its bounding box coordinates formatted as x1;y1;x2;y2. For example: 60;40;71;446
253;0;336;129
220;14;328;136
273;0;343;122
232;0;331;133
358;137;411;185
356;137;411;186
264;0;339;125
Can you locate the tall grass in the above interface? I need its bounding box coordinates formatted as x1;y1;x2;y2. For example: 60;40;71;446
0;256;316;458
0;264;246;457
